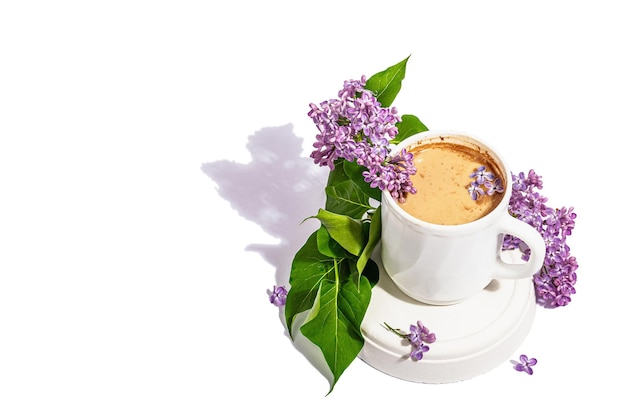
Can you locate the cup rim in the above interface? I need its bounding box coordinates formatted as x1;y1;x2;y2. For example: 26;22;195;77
382;130;513;233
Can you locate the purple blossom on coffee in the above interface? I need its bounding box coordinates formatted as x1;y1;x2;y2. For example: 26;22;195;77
485;177;504;195
384;321;436;362
308;76;416;202
513;354;537;375
504;170;578;308
469;165;494;185
468;182;485;201
269;285;288;306
467;166;504;200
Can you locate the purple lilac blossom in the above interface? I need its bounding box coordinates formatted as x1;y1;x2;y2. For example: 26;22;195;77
468;182;485;201
269;285;287;306
504;170;578;308
513;354;537;375
386;321;436;362
410;342;429;361
469;165;494;185
467;166;504;200
485;178;504;195
308;76;416;202
408;320;437;344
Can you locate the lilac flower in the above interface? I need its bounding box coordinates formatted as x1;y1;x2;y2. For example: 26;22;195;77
512;171;528;191
308;76;415;201
467;166;504;200
468;182;485;201
408;320;437;344
410;342;429;361
514;354;537;375
469;165;494;185
505;170;578;308
364;148;417;203
269;285;287;307
384;321;436;362
485;177;504;195
526;169;543;188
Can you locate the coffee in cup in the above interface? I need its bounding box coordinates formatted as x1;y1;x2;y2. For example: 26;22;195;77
380;131;546;305
399;137;505;225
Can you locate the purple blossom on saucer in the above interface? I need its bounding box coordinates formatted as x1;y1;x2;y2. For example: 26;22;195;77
384;321;436;362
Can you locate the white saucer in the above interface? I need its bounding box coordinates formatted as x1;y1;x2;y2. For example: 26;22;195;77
358;248;536;383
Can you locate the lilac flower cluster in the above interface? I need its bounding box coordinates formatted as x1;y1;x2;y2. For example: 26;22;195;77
504;170;578;307
308;77;417;202
385;321;436;361
467;165;504;200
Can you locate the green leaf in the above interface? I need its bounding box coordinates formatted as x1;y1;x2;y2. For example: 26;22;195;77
325;159;379;218
365;55;410;107
361;256;380;287
392;114;429;144
356;206;382;275
325;181;372;219
314;209;365;256
326;159;351;187
285;230;338;336
342;160;382;201
316;225;348;258
286;56;429;395
300;272;372;394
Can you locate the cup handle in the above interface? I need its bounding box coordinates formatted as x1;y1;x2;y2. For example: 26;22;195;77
493;215;546;280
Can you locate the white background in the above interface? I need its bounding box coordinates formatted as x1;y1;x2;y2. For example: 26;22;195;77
1;1;622;415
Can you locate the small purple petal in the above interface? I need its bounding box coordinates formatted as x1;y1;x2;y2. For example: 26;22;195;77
513;354;537;375
269;285;287;306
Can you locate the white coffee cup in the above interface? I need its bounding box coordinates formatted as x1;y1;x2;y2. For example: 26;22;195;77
381;130;546;305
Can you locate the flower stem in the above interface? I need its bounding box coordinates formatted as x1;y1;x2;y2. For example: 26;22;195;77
383;322;406;338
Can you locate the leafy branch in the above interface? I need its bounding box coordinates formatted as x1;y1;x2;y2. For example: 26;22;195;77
284;57;428;393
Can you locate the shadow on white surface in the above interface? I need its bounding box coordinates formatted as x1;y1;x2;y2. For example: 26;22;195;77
201;123;325;287
202;124;336;387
